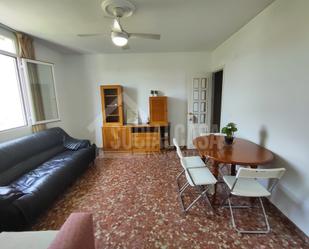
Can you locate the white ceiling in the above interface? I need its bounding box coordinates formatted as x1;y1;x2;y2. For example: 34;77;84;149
0;0;274;54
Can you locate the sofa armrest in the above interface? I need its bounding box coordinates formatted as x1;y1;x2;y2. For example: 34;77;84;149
47;213;95;249
0;187;24;205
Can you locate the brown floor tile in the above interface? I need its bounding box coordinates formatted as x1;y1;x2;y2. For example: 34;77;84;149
32;151;309;249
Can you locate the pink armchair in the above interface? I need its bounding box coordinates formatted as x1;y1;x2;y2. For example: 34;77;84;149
47;213;96;249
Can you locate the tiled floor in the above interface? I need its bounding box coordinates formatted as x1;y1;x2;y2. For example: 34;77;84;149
32;151;309;249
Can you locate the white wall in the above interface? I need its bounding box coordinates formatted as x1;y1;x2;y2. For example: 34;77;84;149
0;40;66;143
212;0;309;235
60;52;211;147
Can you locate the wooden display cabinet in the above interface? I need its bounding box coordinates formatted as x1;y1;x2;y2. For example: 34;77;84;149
100;85;123;126
149;96;168;125
100;85;166;152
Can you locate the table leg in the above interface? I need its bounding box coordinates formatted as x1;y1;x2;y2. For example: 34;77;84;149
212;161;219;204
231;164;236;176
249;165;257;207
167;123;171;147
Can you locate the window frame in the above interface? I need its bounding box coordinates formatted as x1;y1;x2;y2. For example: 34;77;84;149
0;26;18;54
22;58;61;125
0;46;29;132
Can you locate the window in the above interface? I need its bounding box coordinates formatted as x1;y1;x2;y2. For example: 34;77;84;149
0;28;27;132
23;59;60;124
0;27;60;131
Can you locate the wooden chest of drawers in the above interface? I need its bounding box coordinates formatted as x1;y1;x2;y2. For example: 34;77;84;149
132;132;160;152
102;125;160;153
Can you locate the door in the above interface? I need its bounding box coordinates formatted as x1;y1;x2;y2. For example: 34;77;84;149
187;75;212;149
211;70;223;132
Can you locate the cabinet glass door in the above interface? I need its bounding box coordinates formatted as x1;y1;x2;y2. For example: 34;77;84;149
104;88;119;123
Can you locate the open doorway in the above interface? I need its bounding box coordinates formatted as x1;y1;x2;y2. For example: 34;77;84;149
211;69;223;132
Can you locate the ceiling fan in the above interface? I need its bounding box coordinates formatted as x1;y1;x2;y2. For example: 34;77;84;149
78;0;161;48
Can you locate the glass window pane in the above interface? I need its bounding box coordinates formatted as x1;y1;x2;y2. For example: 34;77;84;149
0;28;17;54
201;90;206;100
193;78;199;89
201;78;207;89
193;102;199;112
0;54;26;131
200;114;206;124
193;90;199;100
200;102;206;112
26;61;59;123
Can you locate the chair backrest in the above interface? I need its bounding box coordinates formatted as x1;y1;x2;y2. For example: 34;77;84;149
180;158;188;170
236;168;286;180
200;132;223;136
173;138;183;159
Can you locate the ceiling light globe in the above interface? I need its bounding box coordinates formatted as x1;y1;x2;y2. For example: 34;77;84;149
111;32;128;47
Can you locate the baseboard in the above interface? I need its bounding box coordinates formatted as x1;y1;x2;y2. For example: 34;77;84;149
265;199;309;242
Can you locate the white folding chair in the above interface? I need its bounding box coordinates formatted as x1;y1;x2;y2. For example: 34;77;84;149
173;138;211;192
178;158;217;213
222;168;286;234
173;138;207;193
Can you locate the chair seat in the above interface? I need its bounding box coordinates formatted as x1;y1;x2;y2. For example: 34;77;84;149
185;167;217;186
223;175;271;197
182;156;206;168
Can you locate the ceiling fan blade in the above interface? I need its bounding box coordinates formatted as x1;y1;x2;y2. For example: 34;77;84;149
113;18;122;32
129;33;161;40
77;33;104;37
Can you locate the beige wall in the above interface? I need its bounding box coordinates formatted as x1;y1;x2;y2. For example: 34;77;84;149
212;0;309;235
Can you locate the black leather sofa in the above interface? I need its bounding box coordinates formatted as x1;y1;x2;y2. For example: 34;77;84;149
0;127;97;231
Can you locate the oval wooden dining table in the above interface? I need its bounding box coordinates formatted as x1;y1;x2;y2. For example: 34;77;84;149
193;135;274;175
193;135;274;202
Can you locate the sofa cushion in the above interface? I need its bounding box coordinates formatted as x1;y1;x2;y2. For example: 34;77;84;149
10;147;95;223
0;128;67;185
0;145;65;186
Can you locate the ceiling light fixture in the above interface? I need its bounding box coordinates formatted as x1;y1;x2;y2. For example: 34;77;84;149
111;31;128;47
